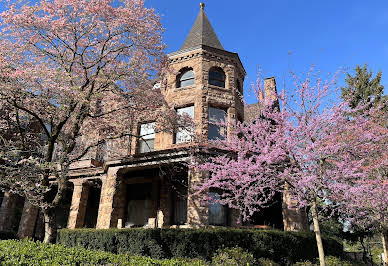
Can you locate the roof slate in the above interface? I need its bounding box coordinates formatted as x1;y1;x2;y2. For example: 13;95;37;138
179;6;224;51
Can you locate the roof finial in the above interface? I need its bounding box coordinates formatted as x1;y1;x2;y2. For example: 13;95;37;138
200;2;205;10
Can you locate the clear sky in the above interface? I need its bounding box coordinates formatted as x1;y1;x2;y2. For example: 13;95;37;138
146;0;388;102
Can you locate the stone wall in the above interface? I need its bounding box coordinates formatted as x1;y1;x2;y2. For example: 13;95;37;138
282;185;309;231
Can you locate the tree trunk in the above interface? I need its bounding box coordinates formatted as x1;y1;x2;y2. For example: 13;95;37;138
359;235;368;264
311;200;326;266
42;208;57;244
382;229;388;265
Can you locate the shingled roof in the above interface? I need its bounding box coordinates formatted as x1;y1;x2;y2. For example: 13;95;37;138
179;3;224;51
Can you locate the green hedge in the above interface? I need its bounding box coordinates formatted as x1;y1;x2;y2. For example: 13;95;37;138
294;256;365;266
0;230;16;240
0;239;207;265
57;228;343;264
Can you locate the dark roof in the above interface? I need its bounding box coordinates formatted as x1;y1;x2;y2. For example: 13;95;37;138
179;4;224;51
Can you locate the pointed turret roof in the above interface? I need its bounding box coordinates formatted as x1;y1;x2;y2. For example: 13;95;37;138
179;3;224;51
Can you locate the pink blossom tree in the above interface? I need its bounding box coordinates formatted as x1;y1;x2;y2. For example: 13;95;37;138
0;0;167;243
195;68;387;266
324;108;388;263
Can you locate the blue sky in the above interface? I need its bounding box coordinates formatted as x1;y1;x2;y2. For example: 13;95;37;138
146;0;388;102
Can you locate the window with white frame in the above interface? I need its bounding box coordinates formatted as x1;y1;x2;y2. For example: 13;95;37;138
208;107;227;140
175;105;194;144
138;122;155;153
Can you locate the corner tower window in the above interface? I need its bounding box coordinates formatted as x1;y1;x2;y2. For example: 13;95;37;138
177;68;194;88
208;107;227;140
175;105;194;143
209;67;225;88
139;122;155;153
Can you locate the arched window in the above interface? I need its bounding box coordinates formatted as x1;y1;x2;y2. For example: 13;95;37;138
176;68;194;88
209;67;225;88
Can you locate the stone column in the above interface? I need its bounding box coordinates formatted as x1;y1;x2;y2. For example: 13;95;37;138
115;181;127;227
96;167;122;229
187;168;208;227
67;180;90;229
0;192;22;231
282;185;309;231
17;200;39;239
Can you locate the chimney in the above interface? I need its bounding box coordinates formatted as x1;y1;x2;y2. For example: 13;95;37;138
259;87;264;103
264;77;277;104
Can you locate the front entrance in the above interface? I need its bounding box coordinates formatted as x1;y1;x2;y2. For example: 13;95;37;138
119;166;189;228
125;182;153;227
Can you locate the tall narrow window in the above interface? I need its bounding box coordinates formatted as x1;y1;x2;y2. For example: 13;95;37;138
175;105;194;143
177;68;194;88
236;79;242;94
139;122;155;153
208;107;227;140
209;68;225;88
208;192;228;226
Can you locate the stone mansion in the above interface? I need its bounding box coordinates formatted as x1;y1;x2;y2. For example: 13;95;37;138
0;3;308;239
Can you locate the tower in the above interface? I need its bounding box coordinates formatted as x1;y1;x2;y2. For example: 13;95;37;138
156;3;246;151
157;3;246;226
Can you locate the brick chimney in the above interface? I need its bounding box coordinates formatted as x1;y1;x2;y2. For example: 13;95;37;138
264;77;277;103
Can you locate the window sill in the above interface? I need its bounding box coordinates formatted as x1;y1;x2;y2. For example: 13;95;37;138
205;84;229;92
174;85;196;91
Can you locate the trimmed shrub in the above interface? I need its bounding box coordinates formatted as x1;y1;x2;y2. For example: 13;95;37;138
293;256;366;266
212;247;256;266
257;258;280;266
0;230;16;240
0;239;207;265
325;256;365;266
57;228;343;264
293;261;314;266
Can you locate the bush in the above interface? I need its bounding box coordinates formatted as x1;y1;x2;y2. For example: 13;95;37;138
0;230;16;240
57;228;343;264
0;239;207;265
293;256;366;266
257;258;280;266
325;256;365;266
293;261;314;266
212;247;256;266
